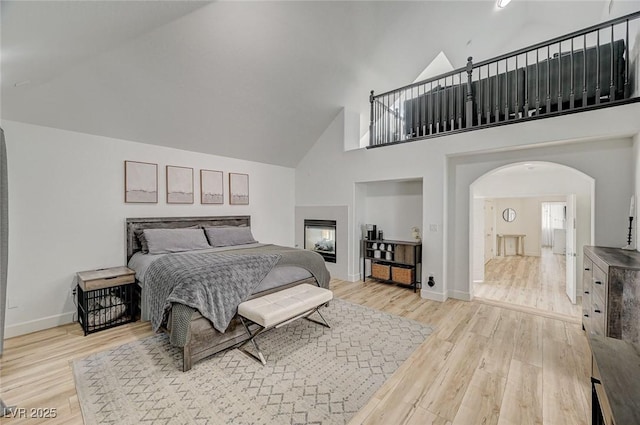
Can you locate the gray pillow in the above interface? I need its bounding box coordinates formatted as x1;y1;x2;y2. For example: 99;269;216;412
204;227;257;247
143;228;211;254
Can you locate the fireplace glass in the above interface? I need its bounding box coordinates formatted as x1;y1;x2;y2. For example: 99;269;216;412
304;219;336;263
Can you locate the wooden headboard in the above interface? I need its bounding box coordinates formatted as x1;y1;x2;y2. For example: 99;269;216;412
125;216;251;261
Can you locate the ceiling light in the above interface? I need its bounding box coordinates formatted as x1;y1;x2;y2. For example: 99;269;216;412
497;0;512;8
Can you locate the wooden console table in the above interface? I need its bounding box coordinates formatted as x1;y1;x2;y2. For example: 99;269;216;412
496;234;525;256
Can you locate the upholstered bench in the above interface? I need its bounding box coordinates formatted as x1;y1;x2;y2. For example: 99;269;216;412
237;283;333;365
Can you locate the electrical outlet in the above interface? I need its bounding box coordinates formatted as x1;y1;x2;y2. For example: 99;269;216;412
69;286;77;298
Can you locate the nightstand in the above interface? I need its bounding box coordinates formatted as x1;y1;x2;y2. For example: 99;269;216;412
76;266;136;335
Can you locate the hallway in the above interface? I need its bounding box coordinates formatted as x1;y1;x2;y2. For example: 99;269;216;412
474;248;581;320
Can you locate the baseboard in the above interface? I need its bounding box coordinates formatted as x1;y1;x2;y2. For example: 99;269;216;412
4;311;75;338
348;272;361;282
420;289;447;302
451;290;471;301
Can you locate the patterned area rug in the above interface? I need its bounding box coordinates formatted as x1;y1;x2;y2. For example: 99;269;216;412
73;298;432;425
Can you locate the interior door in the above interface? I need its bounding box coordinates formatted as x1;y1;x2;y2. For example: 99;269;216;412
566;194;577;304
484;200;495;264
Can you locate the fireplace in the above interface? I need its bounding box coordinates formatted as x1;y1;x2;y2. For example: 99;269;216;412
304;219;336;263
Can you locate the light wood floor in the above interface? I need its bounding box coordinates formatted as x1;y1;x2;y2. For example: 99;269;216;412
474;248;582;320
1;279;591;425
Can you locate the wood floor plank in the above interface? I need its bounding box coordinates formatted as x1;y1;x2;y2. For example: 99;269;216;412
497;359;543;425
451;369;506;425
418;332;489;421
542;337;590;425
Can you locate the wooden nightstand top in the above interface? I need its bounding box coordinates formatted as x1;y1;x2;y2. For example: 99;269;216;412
77;266;135;291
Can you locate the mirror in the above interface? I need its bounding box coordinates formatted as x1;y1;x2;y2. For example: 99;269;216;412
502;208;516;222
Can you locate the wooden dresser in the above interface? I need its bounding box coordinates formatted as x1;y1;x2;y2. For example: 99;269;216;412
584;247;640;423
582;246;640;343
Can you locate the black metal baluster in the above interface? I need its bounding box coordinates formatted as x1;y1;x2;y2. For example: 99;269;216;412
393;91;396;141
596;30;601;104
485;65;491;123
583;34;588;106
546;45;551;112
536;49;540;113
450;75;455;130
505;59;510;120
376;96;380;144
398;90;403;141
558;42;563;111
524;52;529;116
385;94;390;144
436;80;441;133
420;84;426;136
625;19;630;98
477;65;483;125
451;75;457;129
610;24;615;101
416;85;420;137
495;62;500;122
515;55;519;119
442;78;447;132
429;81;434;135
570;38;575;109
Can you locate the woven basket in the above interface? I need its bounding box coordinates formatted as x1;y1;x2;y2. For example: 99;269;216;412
392;267;414;284
371;263;390;280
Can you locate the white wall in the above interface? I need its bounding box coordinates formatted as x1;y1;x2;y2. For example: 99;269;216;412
296;101;640;302
491;196;566;257
362;180;423;242
2;120;296;337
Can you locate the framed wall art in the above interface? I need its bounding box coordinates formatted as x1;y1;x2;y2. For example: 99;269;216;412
229;172;249;205
124;160;158;203
200;169;224;204
166;165;194;204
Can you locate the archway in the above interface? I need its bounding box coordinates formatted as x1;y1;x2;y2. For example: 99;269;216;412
469;161;595;318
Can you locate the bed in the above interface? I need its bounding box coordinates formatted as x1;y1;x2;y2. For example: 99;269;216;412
126;216;331;371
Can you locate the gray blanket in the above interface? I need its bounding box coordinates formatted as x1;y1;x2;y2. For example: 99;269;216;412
145;245;331;336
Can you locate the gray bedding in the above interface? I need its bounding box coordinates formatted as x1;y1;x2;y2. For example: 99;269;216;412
130;244;313;322
136;244;331;343
146;251;282;333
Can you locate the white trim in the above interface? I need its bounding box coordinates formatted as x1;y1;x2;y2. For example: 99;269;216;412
420;288;447;302
451;290;471;301
4;311;75;338
347;272;361;282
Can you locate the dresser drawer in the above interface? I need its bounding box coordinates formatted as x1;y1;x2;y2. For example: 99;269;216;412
592;265;607;303
591;292;607;337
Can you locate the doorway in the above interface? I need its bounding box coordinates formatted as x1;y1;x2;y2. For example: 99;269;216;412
470;162;594;320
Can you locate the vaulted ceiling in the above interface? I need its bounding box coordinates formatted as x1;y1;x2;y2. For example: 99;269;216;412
2;1;636;167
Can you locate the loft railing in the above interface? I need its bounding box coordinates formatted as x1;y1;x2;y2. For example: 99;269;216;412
369;10;640;148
